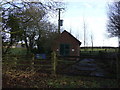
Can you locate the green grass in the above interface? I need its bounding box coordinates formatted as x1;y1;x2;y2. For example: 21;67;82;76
80;48;118;58
47;75;118;88
9;48;27;55
80;48;117;52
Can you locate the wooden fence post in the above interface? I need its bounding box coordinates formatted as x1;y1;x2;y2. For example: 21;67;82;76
31;54;35;72
51;51;57;75
14;56;17;69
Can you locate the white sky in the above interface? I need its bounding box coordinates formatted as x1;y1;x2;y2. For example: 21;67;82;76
51;0;119;47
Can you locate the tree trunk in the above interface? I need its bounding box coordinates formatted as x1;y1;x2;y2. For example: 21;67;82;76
3;39;14;55
23;31;30;54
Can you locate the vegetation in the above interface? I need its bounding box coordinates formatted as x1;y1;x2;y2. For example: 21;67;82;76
2;47;119;88
107;1;120;84
107;1;120;38
1;1;64;55
9;48;27;55
3;68;118;88
80;47;118;52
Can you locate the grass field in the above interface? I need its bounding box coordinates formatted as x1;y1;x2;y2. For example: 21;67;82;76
9;48;27;55
8;47;118;55
80;47;118;52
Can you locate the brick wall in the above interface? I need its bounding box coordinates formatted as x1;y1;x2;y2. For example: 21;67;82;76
52;31;80;56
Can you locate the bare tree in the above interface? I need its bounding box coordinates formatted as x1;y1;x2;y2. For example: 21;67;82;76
107;1;120;47
107;1;120;86
83;17;87;51
91;33;93;51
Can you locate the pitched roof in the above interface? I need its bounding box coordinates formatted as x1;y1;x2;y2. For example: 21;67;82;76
61;30;82;45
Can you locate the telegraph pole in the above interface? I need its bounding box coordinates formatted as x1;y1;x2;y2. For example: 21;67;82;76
56;8;64;34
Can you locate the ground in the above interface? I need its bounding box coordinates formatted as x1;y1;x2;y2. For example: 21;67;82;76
2;69;118;88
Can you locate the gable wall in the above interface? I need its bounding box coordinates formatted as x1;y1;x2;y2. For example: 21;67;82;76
52;32;80;56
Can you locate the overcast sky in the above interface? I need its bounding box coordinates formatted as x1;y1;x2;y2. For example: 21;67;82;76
53;0;119;47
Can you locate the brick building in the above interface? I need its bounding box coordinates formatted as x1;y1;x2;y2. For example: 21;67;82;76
52;30;81;56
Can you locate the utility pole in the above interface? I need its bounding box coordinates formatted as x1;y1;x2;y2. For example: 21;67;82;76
56;8;64;34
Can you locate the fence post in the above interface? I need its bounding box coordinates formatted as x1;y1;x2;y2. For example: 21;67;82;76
14;56;17;69
31;54;34;72
51;51;57;76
